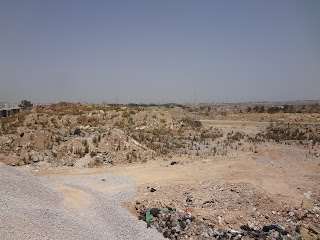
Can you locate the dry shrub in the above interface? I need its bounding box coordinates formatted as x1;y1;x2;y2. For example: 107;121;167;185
77;115;87;124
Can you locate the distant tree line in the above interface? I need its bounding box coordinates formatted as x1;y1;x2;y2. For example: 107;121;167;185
247;104;319;114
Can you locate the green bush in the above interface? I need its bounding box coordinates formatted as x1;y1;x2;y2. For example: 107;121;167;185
19;100;33;110
181;117;202;128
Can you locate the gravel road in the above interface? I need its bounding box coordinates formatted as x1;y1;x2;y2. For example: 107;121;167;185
0;163;164;240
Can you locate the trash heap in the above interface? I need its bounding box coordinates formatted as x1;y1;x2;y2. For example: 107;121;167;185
134;179;320;239
137;203;317;239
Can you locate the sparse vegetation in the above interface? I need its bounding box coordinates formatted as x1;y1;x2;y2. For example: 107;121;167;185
181;117;202;128
0;102;319;167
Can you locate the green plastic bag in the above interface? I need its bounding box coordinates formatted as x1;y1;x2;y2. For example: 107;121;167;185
146;207;168;222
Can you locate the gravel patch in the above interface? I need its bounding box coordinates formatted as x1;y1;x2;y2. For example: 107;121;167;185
0;162;164;240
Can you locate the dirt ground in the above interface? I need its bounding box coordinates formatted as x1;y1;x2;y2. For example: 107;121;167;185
27;123;318;202
13;122;319;239
26;147;319;207
21;127;318;218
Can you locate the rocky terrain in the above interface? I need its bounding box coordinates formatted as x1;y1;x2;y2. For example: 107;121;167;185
1;102;319;239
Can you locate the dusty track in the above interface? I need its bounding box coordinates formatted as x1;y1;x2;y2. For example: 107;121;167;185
26;143;319;209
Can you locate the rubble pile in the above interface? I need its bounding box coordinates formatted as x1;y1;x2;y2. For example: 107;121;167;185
136;202;319;239
132;179;320;239
138;181;318;227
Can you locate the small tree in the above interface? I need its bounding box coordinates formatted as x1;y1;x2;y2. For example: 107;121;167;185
19;100;33;110
259;106;265;113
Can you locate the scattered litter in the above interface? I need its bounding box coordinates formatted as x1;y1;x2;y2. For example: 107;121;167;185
203;200;215;204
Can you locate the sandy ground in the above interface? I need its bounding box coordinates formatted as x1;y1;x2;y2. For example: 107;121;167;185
25;145;319;209
17;122;319;237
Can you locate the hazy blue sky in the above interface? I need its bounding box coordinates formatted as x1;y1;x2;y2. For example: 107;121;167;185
1;0;319;104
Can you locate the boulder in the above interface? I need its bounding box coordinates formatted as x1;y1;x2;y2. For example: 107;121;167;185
74;128;81;135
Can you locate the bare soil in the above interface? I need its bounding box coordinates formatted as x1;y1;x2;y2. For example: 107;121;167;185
21;125;319;235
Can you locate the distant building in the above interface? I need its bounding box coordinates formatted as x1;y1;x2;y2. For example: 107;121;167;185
0;106;21;118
